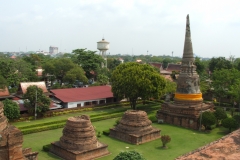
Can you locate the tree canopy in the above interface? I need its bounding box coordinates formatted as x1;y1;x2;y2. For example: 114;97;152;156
72;49;105;79
2;99;20;120
208;57;232;73
23;85;50;116
111;62;166;110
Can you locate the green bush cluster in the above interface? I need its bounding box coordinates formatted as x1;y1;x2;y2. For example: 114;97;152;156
42;144;51;152
102;130;110;136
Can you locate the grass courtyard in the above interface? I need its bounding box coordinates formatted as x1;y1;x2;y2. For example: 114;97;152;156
21;118;229;160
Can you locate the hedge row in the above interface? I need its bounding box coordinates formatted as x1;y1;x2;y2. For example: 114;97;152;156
18;108;126;130
21;112;124;135
18;103;160;130
19;101;161;135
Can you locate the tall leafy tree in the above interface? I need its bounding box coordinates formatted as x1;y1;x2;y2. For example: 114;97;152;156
23;85;50;116
2;99;20;120
63;65;88;85
214;108;227;126
111;62;166;110
43;58;76;85
195;57;206;75
212;68;240;106
72;49;105;79
208;57;232;73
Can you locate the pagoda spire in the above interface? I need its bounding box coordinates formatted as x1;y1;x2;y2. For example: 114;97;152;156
182;14;194;62
175;14;201;95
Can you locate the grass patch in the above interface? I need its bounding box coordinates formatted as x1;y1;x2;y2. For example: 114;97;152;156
22;118;229;160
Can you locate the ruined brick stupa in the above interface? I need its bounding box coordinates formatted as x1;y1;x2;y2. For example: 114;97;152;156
0;102;38;160
50;115;109;160
157;15;214;130
110;110;161;144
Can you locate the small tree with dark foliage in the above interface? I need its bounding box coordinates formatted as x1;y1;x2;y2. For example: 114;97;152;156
113;151;145;160
2;99;20;120
214;107;227;126
201;111;216;130
161;135;171;148
222;117;238;133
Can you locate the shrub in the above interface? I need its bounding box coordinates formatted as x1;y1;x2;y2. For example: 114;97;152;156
97;131;101;137
113;151;146;160
114;118;121;126
148;115;157;123
200;111;216;130
42;144;51;152
161;135;171;148
222;117;238;132
214;107;227;126
102;130;110;136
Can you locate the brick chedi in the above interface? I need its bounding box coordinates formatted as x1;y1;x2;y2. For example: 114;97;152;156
0;102;38;160
50;115;110;160
157;15;214;130
110;110;161;144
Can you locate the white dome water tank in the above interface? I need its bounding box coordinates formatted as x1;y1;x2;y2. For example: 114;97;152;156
97;39;110;51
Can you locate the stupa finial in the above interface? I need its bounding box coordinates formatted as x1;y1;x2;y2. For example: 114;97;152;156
182;14;194;62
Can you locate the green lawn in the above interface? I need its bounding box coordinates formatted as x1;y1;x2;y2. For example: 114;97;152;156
22;118;229;160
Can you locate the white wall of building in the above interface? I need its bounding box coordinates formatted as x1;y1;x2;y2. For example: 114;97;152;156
66;98;107;108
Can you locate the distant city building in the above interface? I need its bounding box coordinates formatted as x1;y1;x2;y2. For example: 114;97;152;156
49;46;58;54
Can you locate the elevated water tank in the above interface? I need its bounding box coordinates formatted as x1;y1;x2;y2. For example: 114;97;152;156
97;39;110;51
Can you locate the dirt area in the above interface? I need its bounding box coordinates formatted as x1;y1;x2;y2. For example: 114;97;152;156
176;129;240;160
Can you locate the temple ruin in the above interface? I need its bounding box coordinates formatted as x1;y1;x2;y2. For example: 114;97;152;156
50;115;110;160
157;15;214;130
0;102;38;160
110;110;161;144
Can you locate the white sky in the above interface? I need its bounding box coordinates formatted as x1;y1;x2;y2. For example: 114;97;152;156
0;0;240;58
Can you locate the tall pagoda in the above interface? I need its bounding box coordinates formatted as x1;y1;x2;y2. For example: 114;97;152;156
157;15;214;130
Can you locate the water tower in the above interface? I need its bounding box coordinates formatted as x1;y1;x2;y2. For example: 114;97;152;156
97;38;110;67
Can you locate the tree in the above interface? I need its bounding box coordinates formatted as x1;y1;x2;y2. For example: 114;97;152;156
233;115;240;127
212;68;240;106
162;58;171;69
195;57;206;75
163;80;176;95
108;58;121;70
111;62;166;110
161;135;171;148
201;111;216;130
43;58;76;85
72;49;105;79
214;108;227;126
97;74;109;85
208;57;232;73
222;117;238;132
113;151;146;160
23;85;50;116
2;99;20;120
63;65;88;85
0;75;7;89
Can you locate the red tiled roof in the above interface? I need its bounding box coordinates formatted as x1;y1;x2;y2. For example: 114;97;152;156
149;62;163;70
50;85;113;103
0;87;10;97
166;63;181;72
20;82;48;94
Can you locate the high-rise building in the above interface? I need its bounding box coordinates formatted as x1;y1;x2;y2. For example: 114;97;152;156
49;46;58;54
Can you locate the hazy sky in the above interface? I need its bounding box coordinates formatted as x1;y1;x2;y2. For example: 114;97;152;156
0;0;240;58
